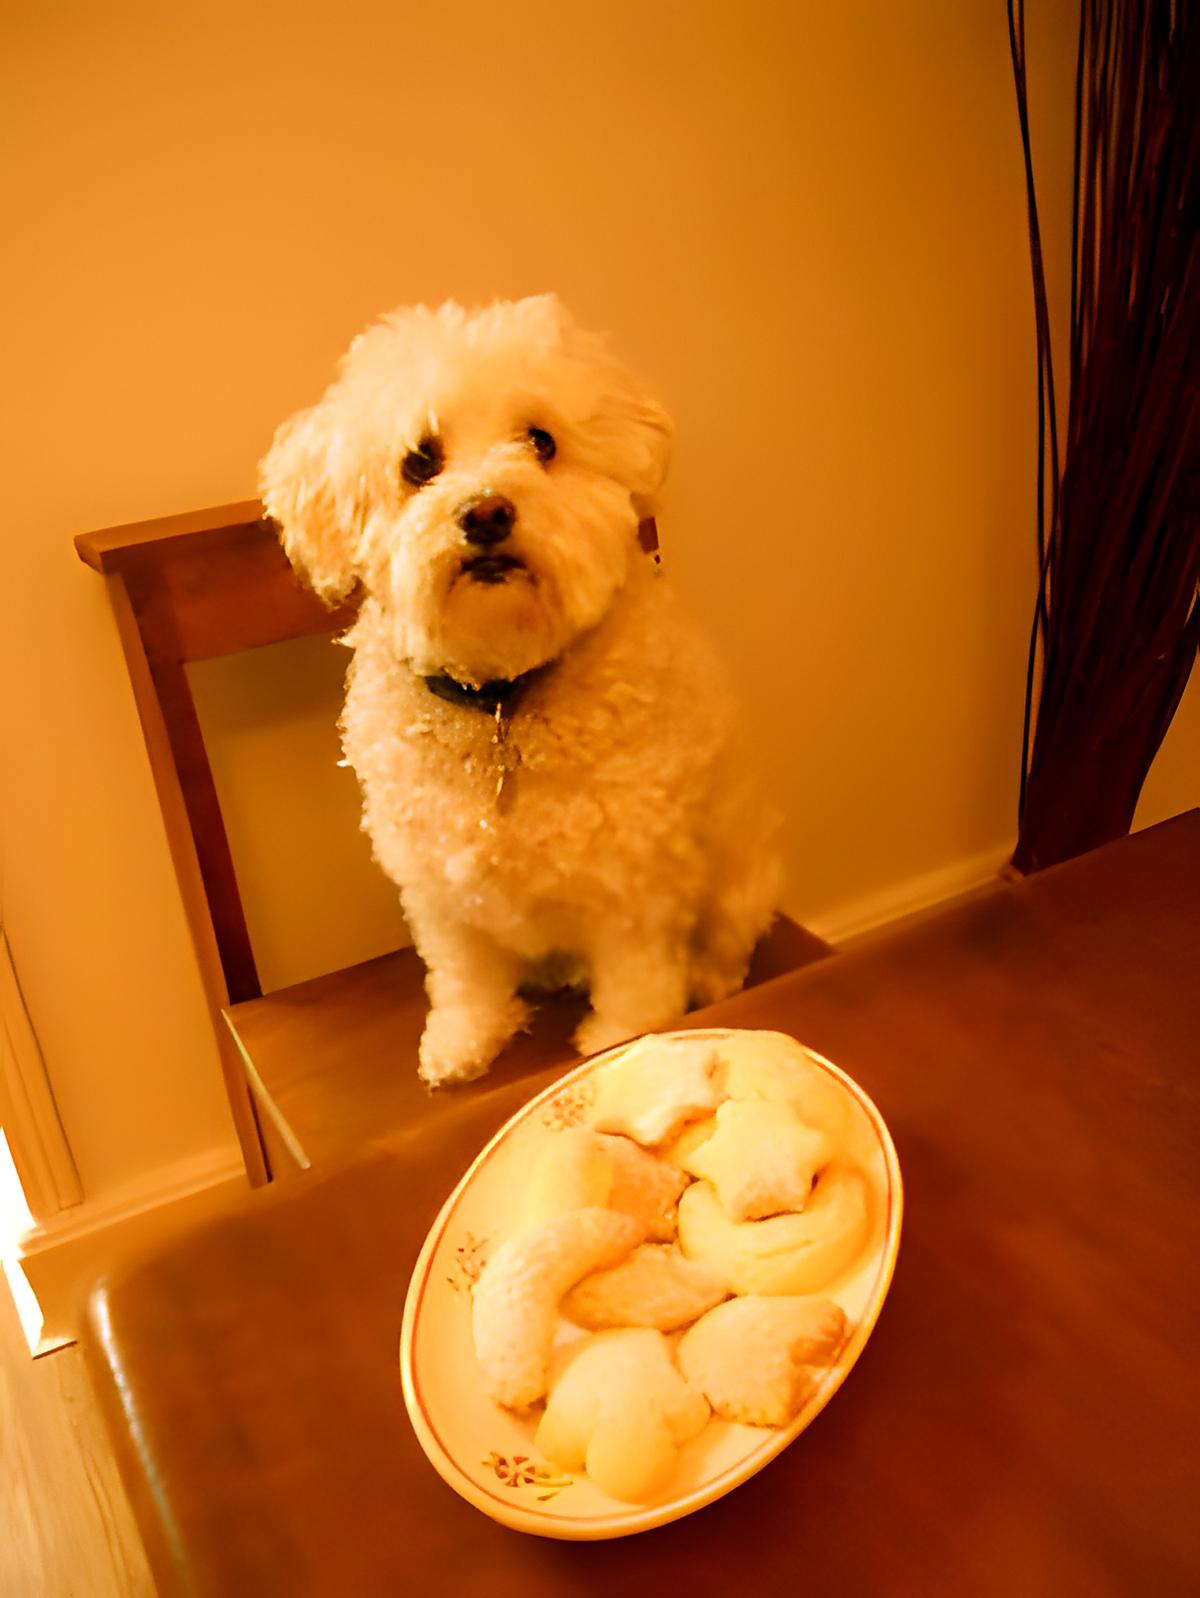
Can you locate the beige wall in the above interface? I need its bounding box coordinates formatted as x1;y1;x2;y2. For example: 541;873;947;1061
2;1;1192;1207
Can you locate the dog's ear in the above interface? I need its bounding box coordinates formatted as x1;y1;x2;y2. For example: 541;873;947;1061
598;377;673;519
549;302;674;516
621;390;672;518
259;399;361;603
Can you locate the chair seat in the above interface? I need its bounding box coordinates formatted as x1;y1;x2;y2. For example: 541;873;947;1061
227;914;832;1177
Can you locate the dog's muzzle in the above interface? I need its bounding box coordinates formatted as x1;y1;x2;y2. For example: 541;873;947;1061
459;494;516;545
458;494;524;582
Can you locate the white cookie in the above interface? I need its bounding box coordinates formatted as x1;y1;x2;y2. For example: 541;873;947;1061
562;1244;728;1331
536;1328;710;1501
677;1162;870;1295
660;1114;718;1169
596;1134;688;1240
523;1127;613;1227
720;1030;851;1144
678;1294;848;1425
590;1034;725;1146
680;1099;832;1221
471;1208;641;1409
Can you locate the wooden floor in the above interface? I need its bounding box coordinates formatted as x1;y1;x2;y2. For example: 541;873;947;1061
0;1272;154;1597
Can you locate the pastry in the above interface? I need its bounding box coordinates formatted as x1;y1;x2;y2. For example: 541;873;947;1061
720;1030;851;1144
562;1243;728;1331
590;1034;725;1146
536;1328;710;1500
677;1161;870;1295
524;1128;685;1238
597;1133;689;1240
680;1099;832;1221
678;1294;848;1425
523;1127;613;1226
471;1208;641;1408
660;1115;718;1169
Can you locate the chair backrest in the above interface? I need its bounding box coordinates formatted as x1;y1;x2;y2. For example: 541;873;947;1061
75;502;358;1182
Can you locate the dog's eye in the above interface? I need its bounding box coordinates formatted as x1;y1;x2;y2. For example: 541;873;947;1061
527;427;556;464
401;437;444;488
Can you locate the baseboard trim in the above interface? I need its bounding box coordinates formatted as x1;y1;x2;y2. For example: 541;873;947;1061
17;1144;249;1351
800;843;1014;948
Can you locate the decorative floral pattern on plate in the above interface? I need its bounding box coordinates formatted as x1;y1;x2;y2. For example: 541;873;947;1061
539;1078;595;1130
446;1231;490;1296
483;1451;574;1501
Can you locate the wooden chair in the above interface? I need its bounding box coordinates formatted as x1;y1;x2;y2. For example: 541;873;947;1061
75;503;833;1184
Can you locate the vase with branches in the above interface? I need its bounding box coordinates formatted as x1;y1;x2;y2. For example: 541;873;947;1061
1008;0;1198;873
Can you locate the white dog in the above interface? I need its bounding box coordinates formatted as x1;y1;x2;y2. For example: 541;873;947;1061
260;295;781;1086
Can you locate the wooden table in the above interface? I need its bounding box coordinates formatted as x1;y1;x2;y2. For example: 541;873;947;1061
84;812;1200;1597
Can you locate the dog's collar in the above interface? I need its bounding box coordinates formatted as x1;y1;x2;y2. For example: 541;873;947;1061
422;664;546;716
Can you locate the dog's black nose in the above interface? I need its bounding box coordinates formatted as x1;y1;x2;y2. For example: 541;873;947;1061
458;495;516;546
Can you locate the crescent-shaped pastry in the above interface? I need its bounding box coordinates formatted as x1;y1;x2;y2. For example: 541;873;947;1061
471;1208;641;1409
677;1162;870;1295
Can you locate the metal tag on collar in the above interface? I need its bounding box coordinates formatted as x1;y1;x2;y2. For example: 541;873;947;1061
492;701;520;811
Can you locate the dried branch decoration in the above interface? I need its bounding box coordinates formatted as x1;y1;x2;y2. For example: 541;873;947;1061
1009;0;1199;872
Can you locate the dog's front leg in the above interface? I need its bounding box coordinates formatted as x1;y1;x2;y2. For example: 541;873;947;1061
408;910;529;1088
574;923;689;1059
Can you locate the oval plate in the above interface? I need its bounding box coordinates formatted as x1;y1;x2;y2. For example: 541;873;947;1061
400;1028;902;1539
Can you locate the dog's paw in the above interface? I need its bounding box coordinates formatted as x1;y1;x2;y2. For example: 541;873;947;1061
573;1011;638;1060
417;1045;490;1091
418;998;529;1088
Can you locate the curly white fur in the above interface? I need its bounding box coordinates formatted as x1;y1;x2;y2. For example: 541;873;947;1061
260;295;781;1086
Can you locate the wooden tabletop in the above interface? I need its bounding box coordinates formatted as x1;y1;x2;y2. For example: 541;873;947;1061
84;812;1200;1597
